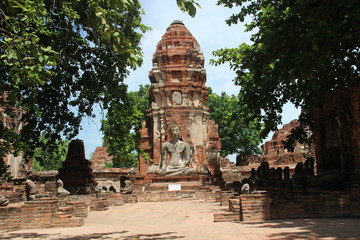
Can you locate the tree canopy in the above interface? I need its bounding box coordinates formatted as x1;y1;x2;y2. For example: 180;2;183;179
1;0;149;161
31;135;69;172
207;88;263;156
101;84;149;168
0;0;200;167
212;0;360;139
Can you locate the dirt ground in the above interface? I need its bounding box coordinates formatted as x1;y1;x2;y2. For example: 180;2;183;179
1;200;360;240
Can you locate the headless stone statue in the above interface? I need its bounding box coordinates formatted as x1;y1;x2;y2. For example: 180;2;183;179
57;179;70;197
120;180;133;194
292;162;307;189
26;179;37;201
241;183;250;195
0;195;9;206
160;122;191;171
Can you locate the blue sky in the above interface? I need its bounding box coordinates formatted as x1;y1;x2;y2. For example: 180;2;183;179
76;0;300;160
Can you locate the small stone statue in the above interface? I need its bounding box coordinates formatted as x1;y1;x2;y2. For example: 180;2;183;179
275;167;284;187
241;183;250;195
0;195;9;206
283;166;292;189
57;179;70;197
160;121;191;171
26;179;37;201
120;180;133;194
292;162;307;189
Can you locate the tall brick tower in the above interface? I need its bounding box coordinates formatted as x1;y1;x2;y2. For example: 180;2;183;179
138;20;222;184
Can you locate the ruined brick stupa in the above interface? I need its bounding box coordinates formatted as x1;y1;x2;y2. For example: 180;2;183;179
138;20;222;184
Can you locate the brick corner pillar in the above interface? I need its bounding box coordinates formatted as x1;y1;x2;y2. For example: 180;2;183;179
240;191;270;222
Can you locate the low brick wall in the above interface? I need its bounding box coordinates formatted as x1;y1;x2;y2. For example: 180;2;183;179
219;191;238;206
270;188;360;219
90;198;109;211
123;194;139;203
213;198;241;222
0;199;85;231
216;187;360;222
0;205;22;230
138;189;215;202
214;212;240;222
240;191;270;221
63;200;89;218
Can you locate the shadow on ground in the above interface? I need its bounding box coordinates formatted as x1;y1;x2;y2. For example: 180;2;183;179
0;231;184;240
241;218;360;240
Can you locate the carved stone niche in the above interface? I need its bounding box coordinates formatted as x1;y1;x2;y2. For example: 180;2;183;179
172;91;182;105
171;71;182;82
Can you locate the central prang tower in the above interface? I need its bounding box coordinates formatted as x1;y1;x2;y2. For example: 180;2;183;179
138;20;222;184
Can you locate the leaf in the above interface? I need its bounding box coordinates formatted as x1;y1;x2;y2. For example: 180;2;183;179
185;2;197;17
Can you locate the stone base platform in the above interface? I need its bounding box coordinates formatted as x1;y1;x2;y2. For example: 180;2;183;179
138;189;216;202
144;180;204;191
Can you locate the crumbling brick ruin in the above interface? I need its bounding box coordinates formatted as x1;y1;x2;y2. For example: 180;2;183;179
221;120;314;183
215;82;360;222
315;81;360;181
0;92;30;179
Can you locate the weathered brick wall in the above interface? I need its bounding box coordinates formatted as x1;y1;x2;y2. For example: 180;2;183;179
90;198;109;211
219;191;238;206
0;199;85;231
91;147;113;170
269;187;360;219
240;191;270;221
218;187;360;222
136;188;216;202
314;82;360;179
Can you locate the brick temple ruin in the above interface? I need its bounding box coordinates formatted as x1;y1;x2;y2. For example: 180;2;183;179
137;20;222;185
1;21;360;230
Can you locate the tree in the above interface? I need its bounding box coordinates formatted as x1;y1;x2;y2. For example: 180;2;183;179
101;84;149;168
0;0;200;166
1;0;149;163
0;1;201;175
212;0;360;141
31;135;69;172
207;88;263;156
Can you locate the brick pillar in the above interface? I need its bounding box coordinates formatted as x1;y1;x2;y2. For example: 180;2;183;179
240;191;270;221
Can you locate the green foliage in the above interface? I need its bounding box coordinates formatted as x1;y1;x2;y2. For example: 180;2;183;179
0;0;200;175
104;162;113;168
31;134;70;171
0;0;148;162
0;160;12;181
213;0;360;140
102;85;149;168
207;88;263;156
176;0;201;17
